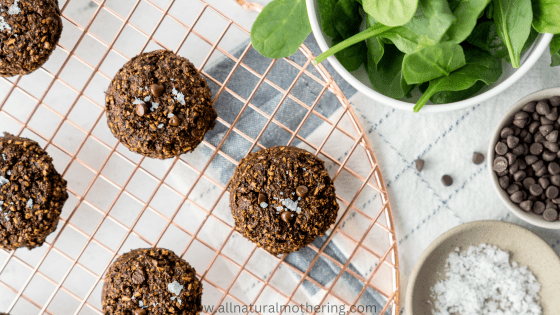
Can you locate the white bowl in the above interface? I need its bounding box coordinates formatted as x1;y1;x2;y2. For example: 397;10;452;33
306;0;554;113
488;87;560;229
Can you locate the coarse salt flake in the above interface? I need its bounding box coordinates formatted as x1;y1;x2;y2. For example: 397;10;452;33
26;199;33;209
6;170;10;175
259;202;268;208
1;154;5;160
157;124;164;129
150;102;159;111
172;88;186;105
168;113;174;118
144;95;151;102
8;0;21;15
167;280;183;296
132;98;144;105
0;16;11;32
0;176;8;187
431;243;542;315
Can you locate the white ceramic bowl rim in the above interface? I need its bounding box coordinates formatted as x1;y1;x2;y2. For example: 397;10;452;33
488;87;560;229
306;0;554;113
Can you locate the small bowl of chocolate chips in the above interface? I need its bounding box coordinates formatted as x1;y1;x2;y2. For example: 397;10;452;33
489;87;560;229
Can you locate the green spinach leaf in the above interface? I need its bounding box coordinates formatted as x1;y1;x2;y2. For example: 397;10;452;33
333;0;362;39
317;0;339;38
430;81;486;104
377;16;438;53
551;34;560;67
363;0;419;27
333;36;368;71
419;0;456;42
402;42;467;84
366;41;412;99
492;0;532;68
446;0;491;43
532;0;560;34
366;15;385;68
314;23;393;64
414;49;502;112
250;0;312;59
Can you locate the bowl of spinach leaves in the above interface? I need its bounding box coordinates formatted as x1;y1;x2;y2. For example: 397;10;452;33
250;0;559;112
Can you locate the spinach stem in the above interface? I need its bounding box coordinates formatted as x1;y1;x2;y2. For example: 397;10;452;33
313;24;392;65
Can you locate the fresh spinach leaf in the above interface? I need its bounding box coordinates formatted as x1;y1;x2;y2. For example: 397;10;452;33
333;0;362;39
414;49;502;112
492;0;532;68
366;41;412;99
402;42;467;84
362;0;419;27
532;0;560;34
365;15;385;68
430;81;486;104
446;0;491;43
333;36;368;71
377;16;438;53
250;0;312;59
317;0;339;38
419;0;456;42
485;2;493;19
314;23;393;64
551;34;560;67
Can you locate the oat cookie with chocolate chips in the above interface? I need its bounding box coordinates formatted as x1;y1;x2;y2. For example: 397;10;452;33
0;0;63;77
0;133;68;250
230;146;339;255
102;248;202;315
105;50;217;159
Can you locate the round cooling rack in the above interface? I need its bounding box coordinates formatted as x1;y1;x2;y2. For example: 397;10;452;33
0;0;400;314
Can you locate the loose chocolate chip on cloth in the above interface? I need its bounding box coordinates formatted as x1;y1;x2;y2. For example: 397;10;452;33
102;248;202;315
0;0;63;77
472;152;485;165
493;96;560;220
0;133;68;250
105;50;217;159
229;146;339;255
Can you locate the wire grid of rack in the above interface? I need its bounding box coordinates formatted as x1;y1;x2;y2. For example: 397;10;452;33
0;0;399;314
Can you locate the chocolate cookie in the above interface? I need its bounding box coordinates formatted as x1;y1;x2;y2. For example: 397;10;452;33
0;133;68;250
230;146;339;255
102;248;202;315
105;50;217;159
0;0;63;77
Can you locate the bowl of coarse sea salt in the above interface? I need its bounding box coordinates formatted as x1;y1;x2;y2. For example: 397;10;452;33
406;220;560;315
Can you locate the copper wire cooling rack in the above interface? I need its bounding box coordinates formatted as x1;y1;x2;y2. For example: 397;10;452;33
0;0;399;314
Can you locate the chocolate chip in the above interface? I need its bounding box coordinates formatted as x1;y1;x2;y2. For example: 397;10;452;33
522;101;537;112
472;152;485;165
135;308;147;315
519;200;533;212
543;208;558;221
546;130;559;142
513;170;526;182
493;156;508;172
533;201;546;214
529;183;543;196
549;162;560;175
514;111;530;120
136;103;147;116
499;176;510;189
543;151;556;161
539;125;553;136
151;83;164;97
534;132;545;143
547;109;559;121
281;211;295;223
546;200;557;210
296;185;308;197
539;177;550;189
528;121;540;134
501;127;514;138
512;144;524;156
258;192;267;205
169;115;181;126
505;152;517;165
506;135;519;149
551;175;560;186
535;166;548;177
191;128;204;138
523;177;536;190
442;175;453;186
415;159;424;172
518;159;527;170
510;191;525;203
507;184;520;194
532;160;545;171
495;142;508;155
550;96;560;107
509;161;519;174
513;118;529;128
547;186;560;199
132;269;145;284
529;143;543;155
544;141;560;152
536;101;551;115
